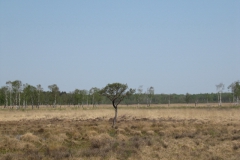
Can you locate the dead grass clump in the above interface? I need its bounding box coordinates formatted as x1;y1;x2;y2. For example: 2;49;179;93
130;130;142;136
117;134;128;141
115;146;137;160
65;129;81;140
90;133;113;148
116;128;125;134
158;131;165;136
20;133;40;143
0;136;25;152
47;133;68;145
160;140;168;148
1;153;15;160
40;146;71;160
48;147;71;159
146;130;154;135
232;135;240;141
81;133;115;158
86;130;98;138
129;136;154;149
23;149;42;160
233;143;240;150
37;128;44;133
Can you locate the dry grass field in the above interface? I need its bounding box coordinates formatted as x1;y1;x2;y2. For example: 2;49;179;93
0;104;240;160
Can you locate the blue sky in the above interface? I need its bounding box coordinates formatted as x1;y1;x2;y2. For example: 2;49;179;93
0;0;239;94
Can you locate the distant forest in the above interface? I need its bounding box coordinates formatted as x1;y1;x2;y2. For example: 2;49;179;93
0;80;239;108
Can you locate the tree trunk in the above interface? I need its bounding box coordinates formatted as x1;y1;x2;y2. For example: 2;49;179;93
9;91;12;108
168;95;170;107
220;92;222;106
54;94;57;108
15;92;17;107
37;93;40;109
19;92;20;107
4;96;7;108
112;107;118;128
31;97;34;110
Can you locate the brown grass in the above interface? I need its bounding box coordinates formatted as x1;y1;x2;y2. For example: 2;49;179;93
0;105;240;159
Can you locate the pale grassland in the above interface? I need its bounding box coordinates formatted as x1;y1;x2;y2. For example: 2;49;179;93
0;104;239;123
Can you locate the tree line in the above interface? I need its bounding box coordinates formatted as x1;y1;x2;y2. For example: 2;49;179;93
0;80;239;109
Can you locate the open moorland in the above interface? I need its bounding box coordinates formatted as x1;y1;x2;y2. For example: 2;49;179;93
0;104;240;160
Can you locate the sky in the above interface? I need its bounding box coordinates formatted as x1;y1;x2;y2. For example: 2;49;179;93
0;0;239;94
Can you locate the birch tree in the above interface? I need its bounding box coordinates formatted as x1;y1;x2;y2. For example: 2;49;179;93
89;88;95;107
216;83;224;106
11;80;22;109
89;87;101;107
135;85;143;108
22;84;28;108
22;84;37;109
36;84;43;109
228;81;240;105
6;81;13;108
73;89;80;107
234;82;240;105
80;90;88;108
146;86;154;107
48;84;59;108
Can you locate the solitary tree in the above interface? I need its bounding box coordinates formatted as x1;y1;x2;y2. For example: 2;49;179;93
100;83;135;128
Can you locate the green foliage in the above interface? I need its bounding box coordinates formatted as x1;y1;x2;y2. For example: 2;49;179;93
233;82;240;98
23;84;37;107
100;83;135;108
89;87;101;106
1;80;239;106
0;89;4;105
